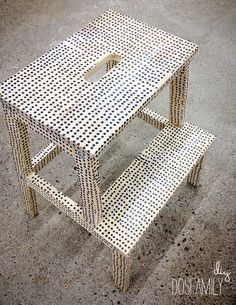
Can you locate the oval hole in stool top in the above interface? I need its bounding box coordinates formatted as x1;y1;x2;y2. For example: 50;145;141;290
84;53;121;83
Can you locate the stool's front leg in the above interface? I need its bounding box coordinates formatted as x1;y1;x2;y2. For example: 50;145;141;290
169;60;190;127
75;151;102;227
187;156;204;187
112;250;130;291
3;107;38;217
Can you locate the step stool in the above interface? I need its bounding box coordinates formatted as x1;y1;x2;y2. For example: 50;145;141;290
0;10;215;291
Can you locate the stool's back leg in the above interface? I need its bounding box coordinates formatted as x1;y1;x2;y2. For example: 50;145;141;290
3;107;38;216
112;250;130;291
187;156;204;187
169;60;190;127
75;152;102;227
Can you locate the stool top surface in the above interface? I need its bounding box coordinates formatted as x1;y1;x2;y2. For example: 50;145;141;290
1;10;198;156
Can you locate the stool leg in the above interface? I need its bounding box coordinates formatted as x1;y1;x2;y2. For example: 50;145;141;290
169;60;190;127
187;156;204;187
3;107;38;217
75;152;102;227
112;250;130;291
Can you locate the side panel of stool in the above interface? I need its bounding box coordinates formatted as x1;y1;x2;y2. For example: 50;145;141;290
169;60;190;127
187;155;204;187
75;152;102;227
112;250;130;291
3;107;38;217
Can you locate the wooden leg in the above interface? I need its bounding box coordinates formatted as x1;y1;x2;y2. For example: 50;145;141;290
75;152;102;227
187;156;204;187
3;107;38;217
112;250;130;291
169;60;190;127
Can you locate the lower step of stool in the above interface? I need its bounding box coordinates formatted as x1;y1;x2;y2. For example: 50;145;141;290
94;122;215;255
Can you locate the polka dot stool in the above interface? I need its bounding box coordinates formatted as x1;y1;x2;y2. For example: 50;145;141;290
0;10;215;291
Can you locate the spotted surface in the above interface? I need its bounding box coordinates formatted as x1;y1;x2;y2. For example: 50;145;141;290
31;143;62;173
0;9;198;156
3;107;38;217
95;122;215;255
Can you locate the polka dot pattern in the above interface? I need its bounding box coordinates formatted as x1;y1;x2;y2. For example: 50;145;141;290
95;122;215;255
